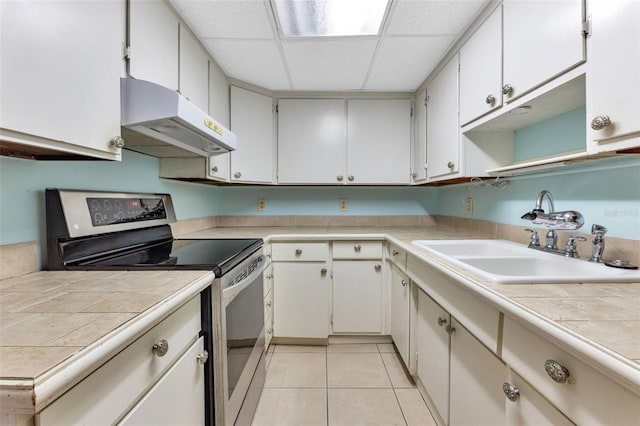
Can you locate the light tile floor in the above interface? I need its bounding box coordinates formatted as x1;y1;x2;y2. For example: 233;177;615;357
252;343;437;426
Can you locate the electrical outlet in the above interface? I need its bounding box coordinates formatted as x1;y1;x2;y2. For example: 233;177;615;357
339;198;348;212
465;197;473;215
257;198;266;212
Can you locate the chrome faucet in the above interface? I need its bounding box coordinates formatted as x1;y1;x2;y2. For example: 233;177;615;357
589;224;607;263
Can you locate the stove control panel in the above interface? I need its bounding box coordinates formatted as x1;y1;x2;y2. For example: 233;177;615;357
86;197;167;226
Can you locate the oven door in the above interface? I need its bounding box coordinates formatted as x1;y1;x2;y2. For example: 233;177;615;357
221;254;266;426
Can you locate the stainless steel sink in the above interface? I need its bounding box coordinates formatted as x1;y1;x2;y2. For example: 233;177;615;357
412;239;640;284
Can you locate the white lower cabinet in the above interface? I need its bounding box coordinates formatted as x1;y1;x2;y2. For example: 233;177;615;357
332;260;383;333
449;317;506;426
37;297;203;425
390;264;411;367
119;336;206;426
416;290;451;425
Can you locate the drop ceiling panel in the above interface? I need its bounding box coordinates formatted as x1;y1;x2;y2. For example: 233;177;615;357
204;39;291;90
386;0;489;36
171;0;275;39
365;36;455;90
283;39;379;91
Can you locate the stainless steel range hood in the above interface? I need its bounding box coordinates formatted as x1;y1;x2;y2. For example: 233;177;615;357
120;78;236;157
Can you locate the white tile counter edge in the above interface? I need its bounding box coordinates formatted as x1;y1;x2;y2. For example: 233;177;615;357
0;272;214;414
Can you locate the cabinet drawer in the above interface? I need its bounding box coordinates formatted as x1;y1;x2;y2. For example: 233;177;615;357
333;241;382;259
407;255;500;354
272;242;329;261
38;297;201;425
502;316;640;425
388;242;407;269
263;263;273;298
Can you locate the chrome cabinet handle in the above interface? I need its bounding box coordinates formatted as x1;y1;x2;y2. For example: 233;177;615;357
152;339;169;357
211;165;219;173
348;175;355;181
374;264;382;271
445;324;456;334
437;317;447;327
337;175;344;182
196;350;209;365
503;383;520;402
234;172;241;179
295;249;302;256
354;244;362;252
545;359;570;384
109;136;125;148
447;161;455;169
591;115;611;130
485;94;496;105
502;84;514;96
401;279;408;287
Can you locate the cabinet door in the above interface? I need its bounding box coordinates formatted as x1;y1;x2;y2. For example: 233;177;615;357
504;369;574;426
587;0;640;153
0;0;124;160
426;55;460;180
449;318;506;426
416;290;450;425
332;261;382;333
390;265;410;367
230;87;274;183
277;99;347;184
459;5;503;126
346;99;411;184
412;89;428;183
273;262;329;338
503;0;585;102
119;337;206;426
128;0;179;91
179;24;210;112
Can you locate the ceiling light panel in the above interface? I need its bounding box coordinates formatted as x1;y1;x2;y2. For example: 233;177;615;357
385;0;489;35
365;36;455;90
171;0;275;39
282;39;378;90
273;0;390;37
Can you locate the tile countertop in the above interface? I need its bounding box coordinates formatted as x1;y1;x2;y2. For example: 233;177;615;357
0;269;213;413
183;226;640;393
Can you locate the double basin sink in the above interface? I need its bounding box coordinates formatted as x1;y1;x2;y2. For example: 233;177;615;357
412;239;640;284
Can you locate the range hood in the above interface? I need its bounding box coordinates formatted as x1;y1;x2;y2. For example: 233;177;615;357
120;78;236;157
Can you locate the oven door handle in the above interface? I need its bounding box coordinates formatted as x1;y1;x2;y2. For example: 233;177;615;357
222;255;266;303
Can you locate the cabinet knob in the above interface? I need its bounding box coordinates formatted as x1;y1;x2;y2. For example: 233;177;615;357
392;249;399;256
447;161;455;169
320;267;327;274
502;84;514;97
266;273;273;280
337;175;344;182
374;264;382;271
485;94;496;105
544;359;570;384
354;244;362;252
267;327;273;335
591;115;611;130
411;172;417;178
445;324;456;334
437;317;447;327
295;249;302;256
211;165;219;173
152;339;169;357
266;301;272;308
109;136;125;149
234;172;242;179
348;175;355;181
196;350;209;365
502;383;520;402
401;279;408;287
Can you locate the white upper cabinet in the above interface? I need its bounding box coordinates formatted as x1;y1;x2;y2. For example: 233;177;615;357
277;99;347;184
346;99;412;185
230;87;274;184
0;0;124;160
586;0;640;153
459;6;503;126
128;0;179;91
412;89;428;183
179;25;210;113
502;0;586;102
426;55;460;181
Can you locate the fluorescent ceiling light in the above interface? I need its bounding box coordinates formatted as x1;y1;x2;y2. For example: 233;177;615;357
272;0;390;38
